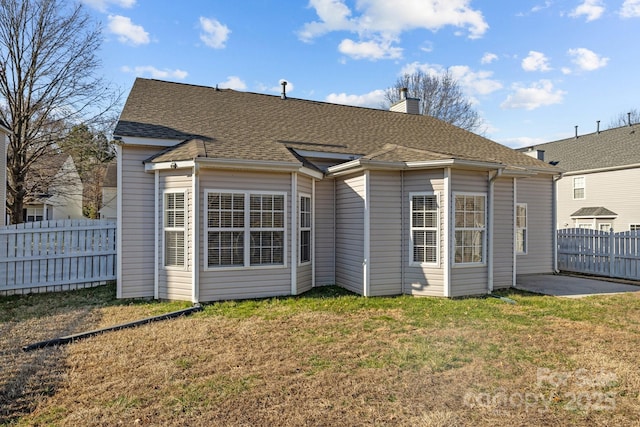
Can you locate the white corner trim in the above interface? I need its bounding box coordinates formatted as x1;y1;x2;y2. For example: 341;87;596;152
154;170;159;300
363;170;371;297
291;173;298;295
443;167;451;297
192;165;200;303
116;146;123;298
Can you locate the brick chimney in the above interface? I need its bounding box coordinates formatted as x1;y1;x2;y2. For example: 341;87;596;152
390;88;420;115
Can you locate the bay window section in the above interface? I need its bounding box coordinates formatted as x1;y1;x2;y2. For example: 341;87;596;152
206;191;285;268
454;193;486;265
410;193;439;265
164;191;186;268
299;195;312;264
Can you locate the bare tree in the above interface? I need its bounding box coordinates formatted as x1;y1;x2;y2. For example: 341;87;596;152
607;109;640;129
0;0;120;224
384;69;483;133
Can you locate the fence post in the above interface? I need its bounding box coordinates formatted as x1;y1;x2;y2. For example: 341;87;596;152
609;228;615;278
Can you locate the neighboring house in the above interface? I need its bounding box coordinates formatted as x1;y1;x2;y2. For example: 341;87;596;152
99;160;117;220
22;153;85;222
520;122;640;232
0;120;8;227
114;78;560;303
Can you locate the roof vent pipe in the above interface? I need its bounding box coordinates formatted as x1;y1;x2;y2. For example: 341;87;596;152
575;125;578;139
597;120;600;134
280;80;287;100
628;112;632;126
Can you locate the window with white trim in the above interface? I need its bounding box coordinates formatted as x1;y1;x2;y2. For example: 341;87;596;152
206;191;285;268
24;207;44;222
630;224;640;232
164;191;186;268
573;176;585;200
299;195;312;264
599;223;611;232
516;203;527;255
410;193;439;264
454;193;486;264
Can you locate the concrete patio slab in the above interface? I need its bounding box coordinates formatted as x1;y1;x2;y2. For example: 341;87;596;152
515;274;640;298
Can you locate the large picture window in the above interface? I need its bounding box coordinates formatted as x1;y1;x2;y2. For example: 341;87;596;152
299;195;312;264
206;191;285;268
454;193;486;265
164;191;186;268
410;193;439;265
516;203;527;255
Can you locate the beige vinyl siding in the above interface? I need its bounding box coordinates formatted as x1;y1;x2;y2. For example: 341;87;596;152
119;146;157;298
314;178;336;286
402;170;445;297
197;170;292;302
493;177;514;289
296;175;313;294
335;173;365;295
369;171;402;296
450;169;488;297
556;168;640;231
516;175;554;274
158;172;192;300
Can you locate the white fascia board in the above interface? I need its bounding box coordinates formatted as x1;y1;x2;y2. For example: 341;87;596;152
562;163;640;176
571;215;618;219
293;149;361;160
196;157;302;171
114;135;183;148
299;166;324;180
407;159;504;170
145;160;195;172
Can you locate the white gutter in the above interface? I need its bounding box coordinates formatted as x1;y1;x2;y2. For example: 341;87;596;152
327;158;508;177
562;162;640;176
114;135;182;148
487;167;504;293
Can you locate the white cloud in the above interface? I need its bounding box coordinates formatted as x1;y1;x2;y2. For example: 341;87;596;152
522;51;552;72
620;0;640;17
570;0;605;22
81;0;135;12
567;48;609;71
481;52;498;64
338;38;403;60
121;65;188;80
199;17;231;49
400;62;502;98
108;15;149;45
325;89;387;108
299;0;488;60
218;76;247;90
501;80;566;110
500;136;549;149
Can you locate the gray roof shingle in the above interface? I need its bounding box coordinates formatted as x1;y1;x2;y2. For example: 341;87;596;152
570;207;617;217
520;124;640;172
115;78;558;172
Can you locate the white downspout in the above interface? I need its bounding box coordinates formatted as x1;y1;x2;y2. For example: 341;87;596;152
192;164;200;303
400;170;405;295
154;170;159;299
291;173;297;295
553;174;562;273
512;177;517;288
312;179;316;288
443;167;451;297
488;168;503;293
363;170;370;297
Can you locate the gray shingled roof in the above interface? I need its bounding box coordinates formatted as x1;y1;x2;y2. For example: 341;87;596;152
570;207;617;217
520;123;640;172
115;78;557;172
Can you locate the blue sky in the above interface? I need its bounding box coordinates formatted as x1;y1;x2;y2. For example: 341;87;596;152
81;0;640;147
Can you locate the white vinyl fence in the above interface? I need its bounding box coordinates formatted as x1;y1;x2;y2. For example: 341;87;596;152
0;219;116;295
557;228;640;281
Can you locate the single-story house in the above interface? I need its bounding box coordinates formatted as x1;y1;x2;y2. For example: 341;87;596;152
114;78;560;302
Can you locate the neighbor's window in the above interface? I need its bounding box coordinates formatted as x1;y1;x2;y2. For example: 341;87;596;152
454;194;486;264
516;203;527;255
599;223;611;232
299;195;312;264
164;191;186;268
24;206;44;222
410;193;439;264
630;224;640;232
573;176;585;199
206;191;285;268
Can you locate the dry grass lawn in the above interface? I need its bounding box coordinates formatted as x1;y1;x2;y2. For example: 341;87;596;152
2;283;640;426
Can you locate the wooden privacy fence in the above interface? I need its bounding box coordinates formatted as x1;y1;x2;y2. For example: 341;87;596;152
0;219;116;295
557;228;640;281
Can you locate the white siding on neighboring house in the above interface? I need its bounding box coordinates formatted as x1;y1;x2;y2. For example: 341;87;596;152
46;156;84;220
197;170;292;302
556;168;640;231
493;177;515;289
369;171;402;296
335;173;365;294
402;169;445;296
118;146;158;298
516;175;554;275
450;169;489;297
314;178;335;286
296;175;313;294
158;173;192;301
